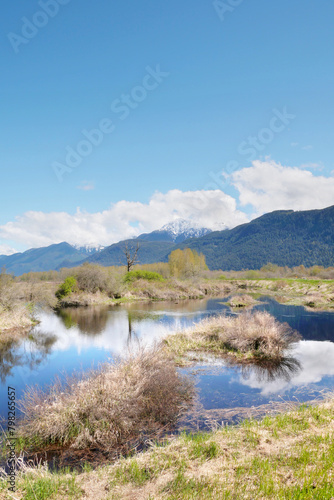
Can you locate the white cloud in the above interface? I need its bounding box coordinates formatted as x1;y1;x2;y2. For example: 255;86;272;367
299;162;323;171
238;341;334;396
0;189;248;249
3;162;334;252
232;160;334;215
0;244;18;256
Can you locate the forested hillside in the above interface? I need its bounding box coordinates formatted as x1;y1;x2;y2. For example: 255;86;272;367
178;206;334;270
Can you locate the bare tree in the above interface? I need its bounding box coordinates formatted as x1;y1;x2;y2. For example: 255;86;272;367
123;242;140;272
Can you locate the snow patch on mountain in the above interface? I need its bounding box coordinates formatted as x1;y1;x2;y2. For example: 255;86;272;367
157;218;219;241
72;244;105;254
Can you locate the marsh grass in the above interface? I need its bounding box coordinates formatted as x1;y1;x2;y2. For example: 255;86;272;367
4;396;334;499
227;294;258;308
164;311;300;365
0;280;56;335
0;304;33;334
17;345;195;454
0;457;82;499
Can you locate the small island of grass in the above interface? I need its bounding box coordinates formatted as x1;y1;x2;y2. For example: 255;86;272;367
164;311;300;366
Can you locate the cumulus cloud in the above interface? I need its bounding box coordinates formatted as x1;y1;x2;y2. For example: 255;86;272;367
238;341;334;396
0;245;18;256
3;162;333;251
231;160;334;215
0;189;248;249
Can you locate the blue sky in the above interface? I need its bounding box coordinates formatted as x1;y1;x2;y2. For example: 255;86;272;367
1;0;334;252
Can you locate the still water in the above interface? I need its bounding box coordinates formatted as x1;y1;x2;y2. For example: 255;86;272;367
1;297;334;424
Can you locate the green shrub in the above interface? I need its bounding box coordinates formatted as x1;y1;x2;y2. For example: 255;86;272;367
124;270;165;283
55;276;78;300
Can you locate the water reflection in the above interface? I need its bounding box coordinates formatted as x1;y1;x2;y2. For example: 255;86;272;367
0;331;57;383
58;307;110;335
255;297;334;342
240;356;302;384
0;297;334;423
238;340;334;396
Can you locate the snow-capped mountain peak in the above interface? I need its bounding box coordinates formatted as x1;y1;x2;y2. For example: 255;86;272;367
156;219;212;242
160;219;197;235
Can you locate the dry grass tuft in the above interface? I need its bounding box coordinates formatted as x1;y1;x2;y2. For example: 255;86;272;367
17;345;194;453
0;305;33;334
165;311;300;363
228;294;258;308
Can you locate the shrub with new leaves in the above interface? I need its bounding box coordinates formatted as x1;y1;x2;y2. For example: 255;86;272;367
169;248;208;278
55;276;78;300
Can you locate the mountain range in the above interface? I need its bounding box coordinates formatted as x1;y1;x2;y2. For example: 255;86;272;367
0;219;212;276
0;243;94;276
1;207;334;275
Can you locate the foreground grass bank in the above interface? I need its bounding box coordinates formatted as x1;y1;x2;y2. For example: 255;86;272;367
1;397;334;499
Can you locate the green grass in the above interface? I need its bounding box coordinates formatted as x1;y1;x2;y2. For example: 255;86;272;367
3;397;334;499
123;270;165;283
16;471;82;500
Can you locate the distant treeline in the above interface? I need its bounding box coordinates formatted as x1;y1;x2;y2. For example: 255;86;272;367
12;261;334;283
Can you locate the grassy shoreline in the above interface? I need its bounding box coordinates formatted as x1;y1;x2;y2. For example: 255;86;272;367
1;268;334;496
231;278;334;311
52;277;334;312
0;304;37;340
1;396;334;499
1;276;334;342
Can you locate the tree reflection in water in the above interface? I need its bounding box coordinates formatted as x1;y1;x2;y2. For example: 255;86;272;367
126;311;162;344
0;331;57;383
57;306;163;345
58;307;110;335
